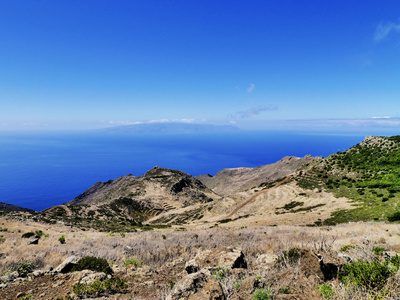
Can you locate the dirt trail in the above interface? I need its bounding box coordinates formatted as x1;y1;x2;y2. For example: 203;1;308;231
220;176;293;221
43;205;73;216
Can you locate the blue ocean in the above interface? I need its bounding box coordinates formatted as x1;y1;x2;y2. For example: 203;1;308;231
0;131;366;211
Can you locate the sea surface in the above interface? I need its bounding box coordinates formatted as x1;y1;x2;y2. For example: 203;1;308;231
0;131;366;211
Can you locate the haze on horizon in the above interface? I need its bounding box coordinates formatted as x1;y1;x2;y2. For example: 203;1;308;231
1;1;400;134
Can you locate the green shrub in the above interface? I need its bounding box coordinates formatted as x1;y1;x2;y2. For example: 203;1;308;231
70;256;113;274
389;254;400;271
340;244;359;252
123;258;143;268
73;277;127;296
279;286;290;294
212;266;230;281
317;284;335;298
58;235;65;244
21;232;35;239
372;247;386;256
253;288;273;300
339;260;394;289
15;261;35;277
35;230;44;237
388;211;400;222
169;280;175;289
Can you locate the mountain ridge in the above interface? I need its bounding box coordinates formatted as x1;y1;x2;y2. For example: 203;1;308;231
5;135;400;230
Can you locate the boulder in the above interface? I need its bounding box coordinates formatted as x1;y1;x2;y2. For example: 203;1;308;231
72;270;108;285
300;249;347;281
27;235;40;245
166;269;225;300
53;255;79;274
185;247;246;274
1;271;18;282
256;253;278;266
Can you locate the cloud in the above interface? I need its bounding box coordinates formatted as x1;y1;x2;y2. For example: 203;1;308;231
230;105;277;119
371;116;391;119
374;20;400;42
107;120;143;125
246;83;255;93
107;119;202;125
285;117;400;129
149;119;197;124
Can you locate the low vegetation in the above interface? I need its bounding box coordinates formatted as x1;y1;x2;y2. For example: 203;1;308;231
70;256;113;274
296;136;400;224
72;277;127;297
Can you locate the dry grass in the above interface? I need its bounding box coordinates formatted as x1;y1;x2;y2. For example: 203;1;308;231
1;216;400;274
2;216;400;299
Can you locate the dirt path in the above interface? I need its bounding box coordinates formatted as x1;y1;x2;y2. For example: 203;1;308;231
220;176;293;221
43;205;73;216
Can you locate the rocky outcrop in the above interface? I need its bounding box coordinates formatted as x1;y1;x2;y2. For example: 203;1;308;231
166;269;225;300
53;256;79;274
300;249;347;281
196;155;315;196
27;235;40;245
61;167;219;224
185;248;247;274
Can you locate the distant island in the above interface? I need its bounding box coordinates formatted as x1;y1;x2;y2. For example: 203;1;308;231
97;122;241;134
0;202;34;212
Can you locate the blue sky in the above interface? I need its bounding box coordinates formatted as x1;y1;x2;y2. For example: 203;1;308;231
1;1;400;133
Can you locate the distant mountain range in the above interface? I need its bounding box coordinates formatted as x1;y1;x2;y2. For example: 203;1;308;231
97;123;241;134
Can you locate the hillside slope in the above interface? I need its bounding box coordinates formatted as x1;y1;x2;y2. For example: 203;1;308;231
196;155;315;196
296;135;400;224
24;135;400;231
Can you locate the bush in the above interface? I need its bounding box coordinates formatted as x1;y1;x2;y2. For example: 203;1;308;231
340;244;359;252
317;284;335;298
35;230;44;237
339;260;394;289
372;247;386;256
15;261;35;277
21;232;35;239
70;256;113;274
253;288;273;300
388;211;400;222
73;277;127;297
279;286;290;294
123;258;143;268
58;235;65;244
389;254;400;271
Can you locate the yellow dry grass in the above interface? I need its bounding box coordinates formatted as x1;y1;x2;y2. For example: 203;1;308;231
1;215;400;276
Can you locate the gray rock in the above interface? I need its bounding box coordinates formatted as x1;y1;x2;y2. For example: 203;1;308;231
384;251;399;260
74;270;107;285
187;247;247;272
166;269;225;300
27;236;40;245
32;270;44;277
53;255;79;274
338;252;353;263
1;271;19;282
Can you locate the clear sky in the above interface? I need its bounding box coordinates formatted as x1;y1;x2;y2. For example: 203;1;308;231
1;1;400;133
